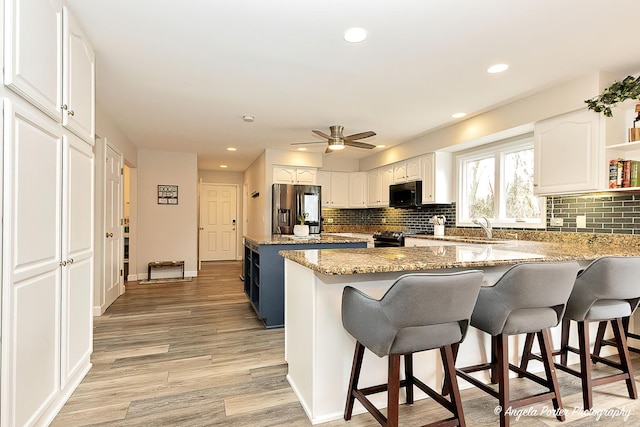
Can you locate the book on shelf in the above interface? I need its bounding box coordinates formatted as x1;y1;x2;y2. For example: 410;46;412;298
609;158;640;188
609;159;620;188
631;161;640;188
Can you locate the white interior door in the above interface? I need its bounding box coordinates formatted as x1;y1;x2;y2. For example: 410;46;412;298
199;184;237;261
103;143;122;311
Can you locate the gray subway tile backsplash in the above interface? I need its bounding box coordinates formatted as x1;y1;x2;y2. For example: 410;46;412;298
322;192;640;235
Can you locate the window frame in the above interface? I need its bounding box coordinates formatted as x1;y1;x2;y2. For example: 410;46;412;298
455;137;546;229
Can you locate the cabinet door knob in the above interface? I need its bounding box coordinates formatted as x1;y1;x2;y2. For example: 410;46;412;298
61;104;68;110
68;110;75;116
60;260;67;266
68;258;74;264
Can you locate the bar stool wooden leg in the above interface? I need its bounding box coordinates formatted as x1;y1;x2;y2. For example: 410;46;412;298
490;335;500;385
538;328;565;421
577;320;594;410
592;321;607;359
560;318;570;366
441;344;466;427
518;333;535;376
496;334;510;427
404;353;414;404
387;354;401;427
344;341;365;420
611;317;638;400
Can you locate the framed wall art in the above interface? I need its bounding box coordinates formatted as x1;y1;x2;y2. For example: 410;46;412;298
158;185;178;204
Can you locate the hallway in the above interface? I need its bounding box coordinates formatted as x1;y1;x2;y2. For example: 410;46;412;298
53;261;640;426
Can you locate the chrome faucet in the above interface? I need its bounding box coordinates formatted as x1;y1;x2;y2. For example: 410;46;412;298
473;217;492;239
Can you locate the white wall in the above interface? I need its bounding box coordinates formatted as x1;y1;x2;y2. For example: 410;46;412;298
96;104;138;167
360;71;618;170
137;150;198;277
243;151;267;236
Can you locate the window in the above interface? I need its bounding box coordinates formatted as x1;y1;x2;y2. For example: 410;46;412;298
456;137;545;229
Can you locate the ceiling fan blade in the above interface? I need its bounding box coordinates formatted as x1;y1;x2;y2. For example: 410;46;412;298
344;140;376;149
344;131;376;141
312;130;332;140
325;147;333;154
291;141;325;145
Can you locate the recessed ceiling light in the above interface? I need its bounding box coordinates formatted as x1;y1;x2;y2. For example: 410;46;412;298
344;27;367;43
220;164;228;168
452;113;466;119
297;147;307;151
226;147;237;151
376;144;386;148
242;115;254;122
487;63;509;74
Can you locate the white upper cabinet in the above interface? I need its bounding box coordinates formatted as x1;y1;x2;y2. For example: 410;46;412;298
421;152;452;204
4;0;63;121
348;172;367;208
3;1;95;143
367;166;393;207
406;158;421;181
392;162;407;183
62;6;95;143
295;167;316;184
329;172;349;208
273;166;317;184
316;170;331;207
533;109;624;195
392;158;421;183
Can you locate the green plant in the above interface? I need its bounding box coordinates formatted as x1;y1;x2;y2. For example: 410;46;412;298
298;212;308;225
585;75;640;117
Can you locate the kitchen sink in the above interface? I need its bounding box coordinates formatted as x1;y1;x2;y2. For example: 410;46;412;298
425;236;511;244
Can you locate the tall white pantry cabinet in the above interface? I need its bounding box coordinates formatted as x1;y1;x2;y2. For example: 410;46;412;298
1;0;96;426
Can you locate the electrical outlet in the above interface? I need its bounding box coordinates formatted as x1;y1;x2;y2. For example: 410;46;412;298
576;215;587;228
550;217;563;226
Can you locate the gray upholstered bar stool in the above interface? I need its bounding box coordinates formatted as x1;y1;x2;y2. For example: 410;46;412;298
453;261;579;427
342;271;483;427
522;256;640;410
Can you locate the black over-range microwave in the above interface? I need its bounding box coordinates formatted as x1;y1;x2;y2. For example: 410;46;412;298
389;181;422;208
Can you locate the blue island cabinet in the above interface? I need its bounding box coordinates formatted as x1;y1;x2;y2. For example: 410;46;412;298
243;237;367;328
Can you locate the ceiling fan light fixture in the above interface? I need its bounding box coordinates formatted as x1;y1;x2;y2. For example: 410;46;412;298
328;141;345;150
344;27;367;43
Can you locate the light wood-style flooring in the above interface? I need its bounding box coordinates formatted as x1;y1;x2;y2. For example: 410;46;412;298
54;261;640;426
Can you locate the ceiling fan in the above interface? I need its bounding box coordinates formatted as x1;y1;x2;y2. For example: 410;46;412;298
291;125;376;153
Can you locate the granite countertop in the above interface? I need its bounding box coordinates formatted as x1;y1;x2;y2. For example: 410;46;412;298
244;234;369;246
278;238;640;275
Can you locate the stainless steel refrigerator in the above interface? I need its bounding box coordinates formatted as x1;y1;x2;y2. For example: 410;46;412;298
272;183;321;234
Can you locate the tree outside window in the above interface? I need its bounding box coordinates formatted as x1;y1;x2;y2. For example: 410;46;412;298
458;138;545;228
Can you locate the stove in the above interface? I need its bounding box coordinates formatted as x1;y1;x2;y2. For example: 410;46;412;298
372;231;406;247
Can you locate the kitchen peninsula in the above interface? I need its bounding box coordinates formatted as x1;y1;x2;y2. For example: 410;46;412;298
280;235;640;424
243;234;367;328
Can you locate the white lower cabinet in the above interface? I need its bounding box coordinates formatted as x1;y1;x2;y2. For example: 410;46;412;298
1;99;94;427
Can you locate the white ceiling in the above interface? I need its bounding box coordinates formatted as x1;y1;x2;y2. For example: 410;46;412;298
67;0;640;172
